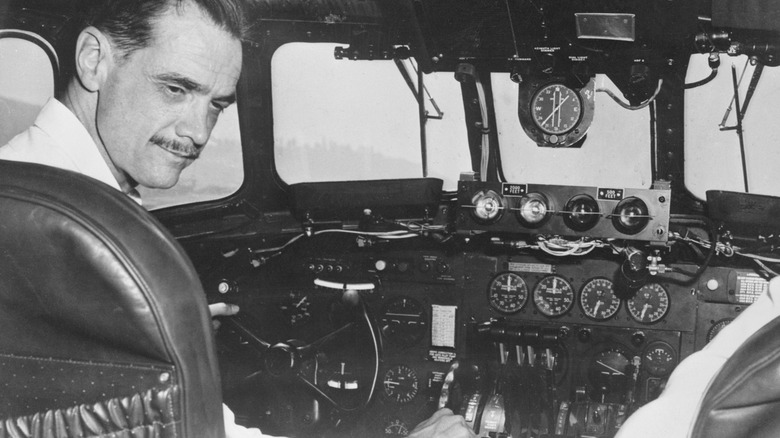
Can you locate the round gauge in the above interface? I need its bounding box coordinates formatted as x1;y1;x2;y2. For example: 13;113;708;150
707;318;734;343
627;283;670;324
586;346;633;402
380;296;427;347
383;418;410;437
487;272;528;314
533;275;575;317
643;341;677;377
580;278;621;321
470;190;506;224
278;291;311;326
531;83;583;135
383;364;419;404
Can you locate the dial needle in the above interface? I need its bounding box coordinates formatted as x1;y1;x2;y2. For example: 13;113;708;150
597;360;625;376
641;303;651;320
541;95;571;127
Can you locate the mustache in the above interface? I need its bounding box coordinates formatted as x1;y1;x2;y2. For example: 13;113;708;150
150;135;202;159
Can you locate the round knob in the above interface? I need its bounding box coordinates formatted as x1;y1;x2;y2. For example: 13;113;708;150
218;280;235;294
706;278;719;291
375;260;387;271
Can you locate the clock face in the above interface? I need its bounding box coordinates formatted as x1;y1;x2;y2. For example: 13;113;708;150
517;76;595;147
530;84;583;135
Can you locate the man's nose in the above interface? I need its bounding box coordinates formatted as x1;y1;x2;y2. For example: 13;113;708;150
176;100;213;147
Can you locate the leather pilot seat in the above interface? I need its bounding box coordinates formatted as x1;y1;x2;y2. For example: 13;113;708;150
692;311;780;438
0;161;224;437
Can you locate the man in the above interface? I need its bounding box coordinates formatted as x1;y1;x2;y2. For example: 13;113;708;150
0;0;242;319
0;1;474;437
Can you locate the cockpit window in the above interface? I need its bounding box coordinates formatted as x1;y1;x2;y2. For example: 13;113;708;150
138;104;244;210
273;43;654;192
685;53;780;199
494;73;652;189
0;34;56;146
272;42;472;191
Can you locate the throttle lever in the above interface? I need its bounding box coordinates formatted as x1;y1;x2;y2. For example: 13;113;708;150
222;316;272;351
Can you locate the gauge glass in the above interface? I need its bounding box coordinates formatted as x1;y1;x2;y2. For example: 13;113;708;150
587;347;632;402
643;341;677;377
627;283;670;324
580;278;621;320
278;290;312;326
488;272;528;314
380;296;427;347
470;190;505;224
533;275;575;317
383;364;419;404
531;83;582;135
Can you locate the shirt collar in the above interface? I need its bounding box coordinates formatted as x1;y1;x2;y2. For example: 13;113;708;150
37;98;142;204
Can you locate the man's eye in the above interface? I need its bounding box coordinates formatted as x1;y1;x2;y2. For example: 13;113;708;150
211;102;228;113
166;85;185;95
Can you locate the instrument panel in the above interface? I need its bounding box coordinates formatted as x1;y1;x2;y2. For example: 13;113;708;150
199;232;748;438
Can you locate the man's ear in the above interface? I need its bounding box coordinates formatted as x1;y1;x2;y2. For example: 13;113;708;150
74;26;113;92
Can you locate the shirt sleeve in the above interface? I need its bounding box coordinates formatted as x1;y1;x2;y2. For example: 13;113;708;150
223;404;289;438
616;276;780;437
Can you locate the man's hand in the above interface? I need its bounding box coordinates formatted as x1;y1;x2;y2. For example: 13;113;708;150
209;302;240;330
408;408;476;438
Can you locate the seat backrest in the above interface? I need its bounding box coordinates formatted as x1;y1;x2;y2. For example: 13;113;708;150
691;312;780;438
0;161;225;438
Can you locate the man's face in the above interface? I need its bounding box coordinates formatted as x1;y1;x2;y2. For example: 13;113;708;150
96;3;242;189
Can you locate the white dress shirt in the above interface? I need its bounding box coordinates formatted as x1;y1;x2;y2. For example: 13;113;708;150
0;97;278;438
0;98;122;190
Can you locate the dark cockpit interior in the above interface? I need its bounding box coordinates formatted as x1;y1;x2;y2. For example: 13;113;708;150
3;0;780;437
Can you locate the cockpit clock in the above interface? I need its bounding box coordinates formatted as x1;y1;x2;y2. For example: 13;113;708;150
518;77;595;147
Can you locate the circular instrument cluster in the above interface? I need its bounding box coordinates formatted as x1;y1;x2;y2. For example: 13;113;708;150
533;275;575;317
487;272;529;314
380;296;428;347
487;273;670;323
382;364;419;404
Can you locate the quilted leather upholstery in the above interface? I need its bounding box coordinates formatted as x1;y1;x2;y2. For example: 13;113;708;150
0;161;224;437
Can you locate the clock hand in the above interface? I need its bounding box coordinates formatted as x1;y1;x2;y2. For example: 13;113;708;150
541;95;571;127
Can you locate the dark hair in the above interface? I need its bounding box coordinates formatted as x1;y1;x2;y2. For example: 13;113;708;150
56;0;246;94
89;0;246;60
